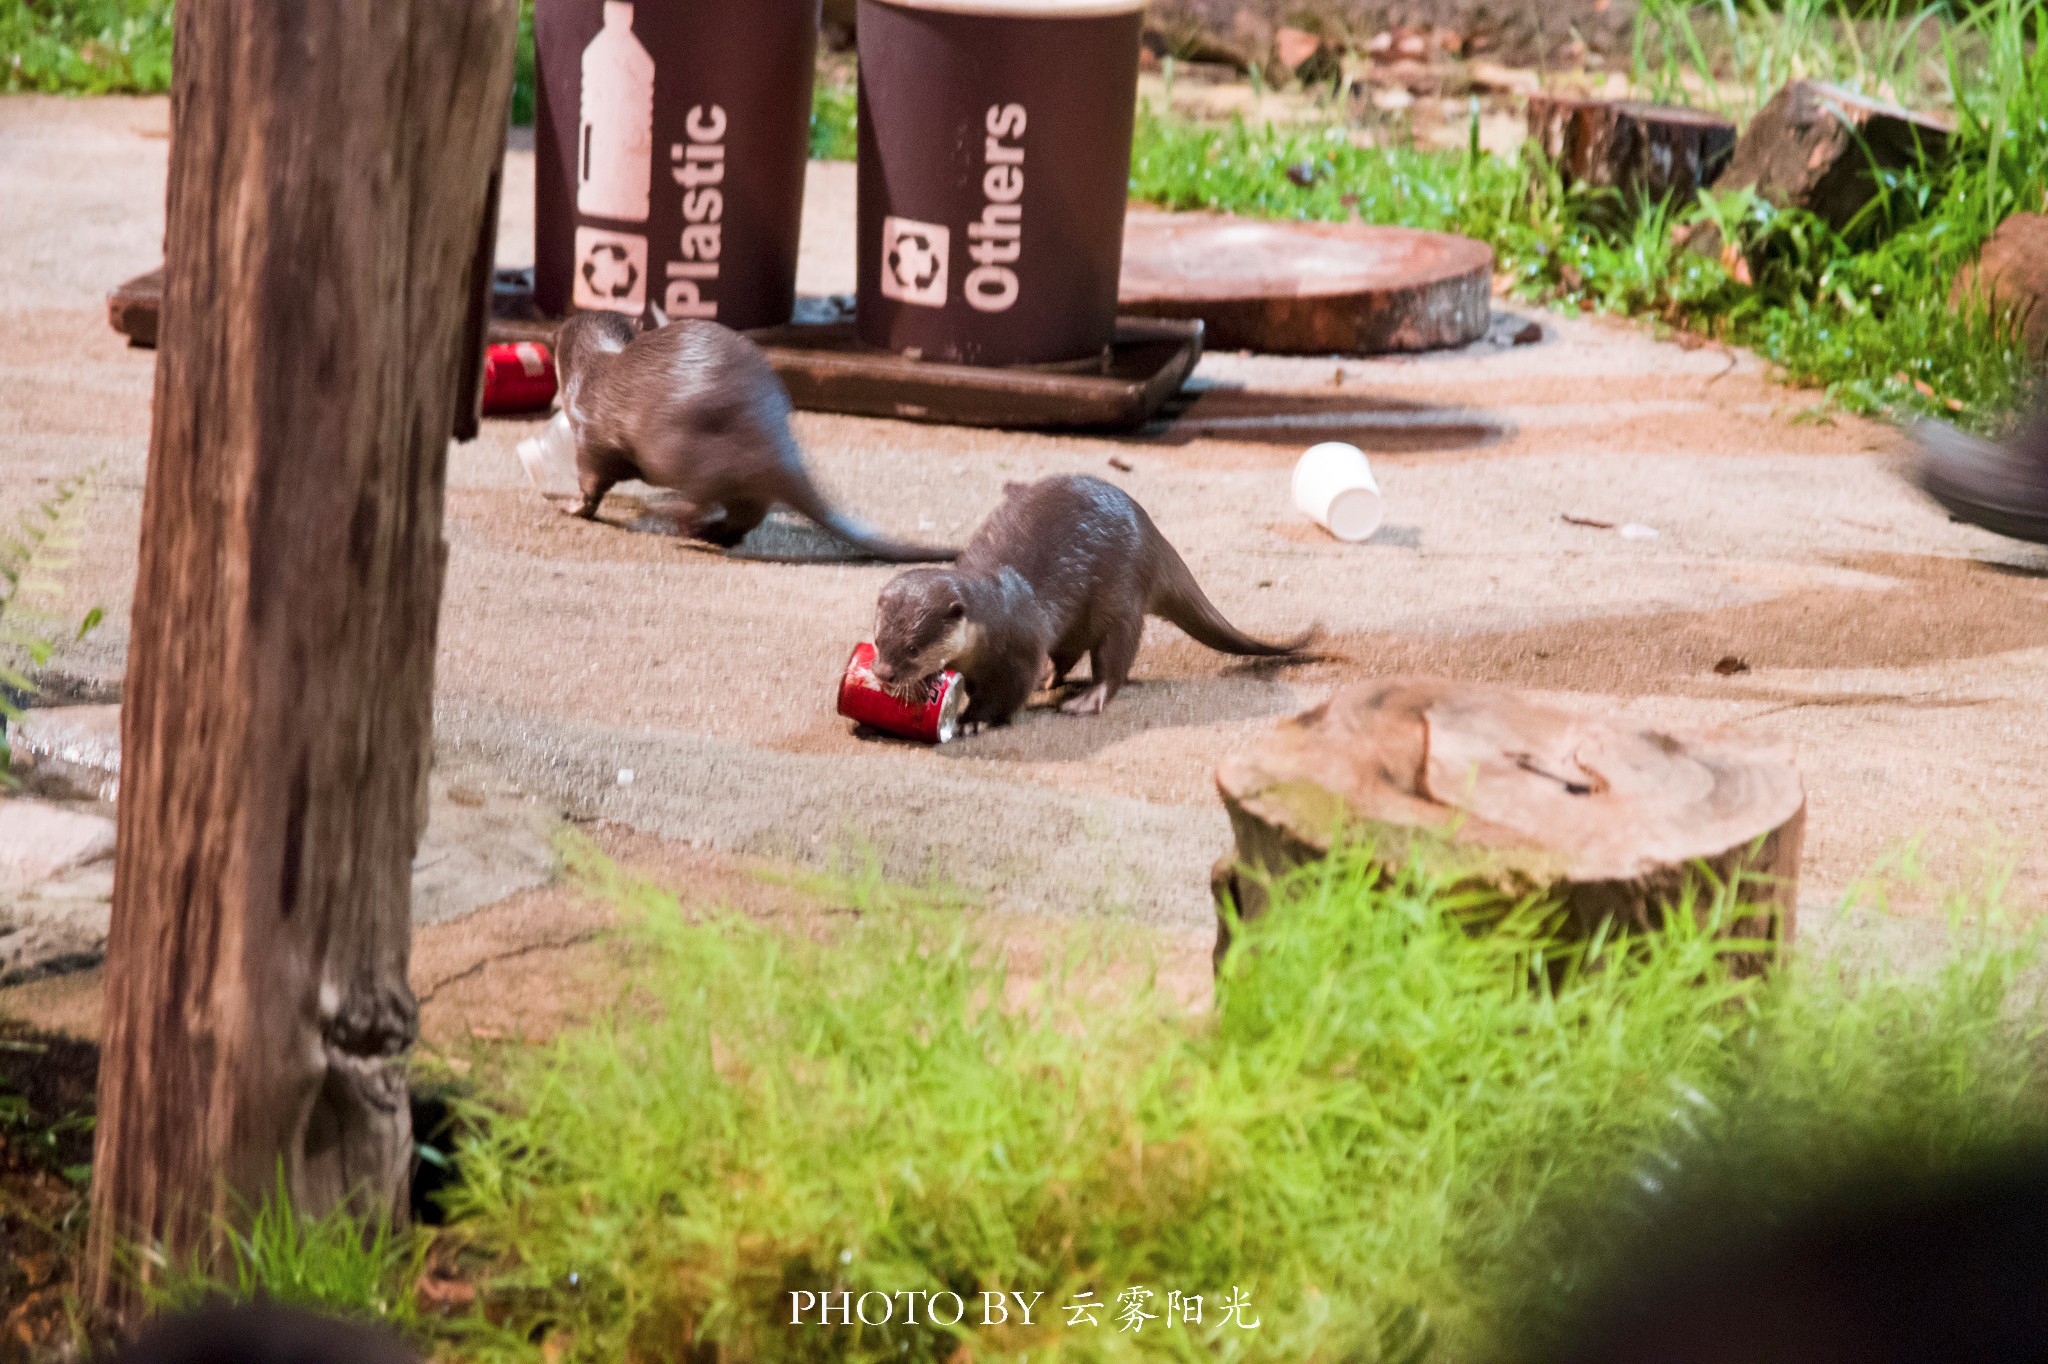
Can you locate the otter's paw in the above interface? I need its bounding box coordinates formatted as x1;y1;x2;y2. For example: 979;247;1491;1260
1059;686;1109;717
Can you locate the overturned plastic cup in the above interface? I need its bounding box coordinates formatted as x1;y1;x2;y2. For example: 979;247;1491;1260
517;410;582;503
1293;441;1384;543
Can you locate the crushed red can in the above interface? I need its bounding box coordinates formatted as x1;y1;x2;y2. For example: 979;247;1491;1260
837;642;968;744
481;341;558;415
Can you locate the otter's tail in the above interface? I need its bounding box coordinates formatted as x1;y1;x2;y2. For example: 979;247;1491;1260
814;508;960;563
1148;527;1318;657
775;466;958;564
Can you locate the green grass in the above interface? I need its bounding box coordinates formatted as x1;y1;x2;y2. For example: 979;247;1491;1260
19;0;2032;424
333;841;2043;1364
0;0;171;94
1;475;104;776
141;1174;426;1325
810;76;859;163
1130;0;2046;429
15;0;853;158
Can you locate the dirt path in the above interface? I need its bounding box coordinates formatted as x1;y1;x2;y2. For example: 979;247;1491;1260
4;95;2045;986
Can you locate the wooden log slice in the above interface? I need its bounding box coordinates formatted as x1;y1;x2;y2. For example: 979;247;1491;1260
1212;677;1806;973
1118;212;1494;355
1526;94;1736;207
1714;79;1951;236
106;267;162;349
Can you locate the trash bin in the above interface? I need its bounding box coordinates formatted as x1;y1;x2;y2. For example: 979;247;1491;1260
533;0;819;331
855;0;1145;368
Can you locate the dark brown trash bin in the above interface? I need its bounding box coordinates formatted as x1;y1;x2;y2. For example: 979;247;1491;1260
855;0;1145;368
534;0;819;331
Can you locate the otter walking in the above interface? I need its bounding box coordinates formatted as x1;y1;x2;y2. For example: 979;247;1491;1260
553;312;955;561
870;475;1316;728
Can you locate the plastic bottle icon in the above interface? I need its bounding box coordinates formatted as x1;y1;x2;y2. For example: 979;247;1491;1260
577;1;654;224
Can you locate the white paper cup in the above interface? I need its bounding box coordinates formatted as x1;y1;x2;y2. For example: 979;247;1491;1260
517;410;582;502
1292;441;1384;542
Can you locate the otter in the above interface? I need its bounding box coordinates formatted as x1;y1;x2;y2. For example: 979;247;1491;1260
870;475;1316;729
552;311;955;561
1915;402;2048;546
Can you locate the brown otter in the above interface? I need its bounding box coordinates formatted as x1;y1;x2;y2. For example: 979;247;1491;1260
553;311;955;561
1915;402;2048;546
870;475;1316;728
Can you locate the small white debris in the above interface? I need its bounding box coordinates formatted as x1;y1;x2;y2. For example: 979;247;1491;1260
1619;523;1660;540
616;768;635;787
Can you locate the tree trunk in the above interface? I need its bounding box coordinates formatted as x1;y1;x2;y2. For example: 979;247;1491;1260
1525;94;1736;209
86;0;516;1319
1212;677;1806;974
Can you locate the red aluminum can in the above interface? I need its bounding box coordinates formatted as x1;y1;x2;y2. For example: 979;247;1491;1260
481;341;559;414
837;642;968;744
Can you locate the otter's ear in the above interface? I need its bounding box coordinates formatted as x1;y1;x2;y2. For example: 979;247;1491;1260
945;602;966;621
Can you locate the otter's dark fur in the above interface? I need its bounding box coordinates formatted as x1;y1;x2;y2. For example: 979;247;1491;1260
870;475;1316;728
553;312;954;561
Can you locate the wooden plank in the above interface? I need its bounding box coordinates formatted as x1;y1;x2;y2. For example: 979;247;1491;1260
111;279;1204;430
105;267;161;349
746;316;1204;429
112;265;554;351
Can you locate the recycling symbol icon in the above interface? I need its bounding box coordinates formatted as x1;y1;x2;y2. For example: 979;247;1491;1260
582;242;640;300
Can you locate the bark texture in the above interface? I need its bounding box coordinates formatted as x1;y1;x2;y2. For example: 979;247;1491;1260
1119;213;1493;355
1526;94;1736;208
1212;677;1806;973
1712;79;1951;235
86;0;516;1317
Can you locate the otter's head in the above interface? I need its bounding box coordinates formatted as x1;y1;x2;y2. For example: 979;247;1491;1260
552;310;639;411
872;570;973;692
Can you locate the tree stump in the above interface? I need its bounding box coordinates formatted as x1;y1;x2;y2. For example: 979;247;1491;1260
1526;94;1737;208
1952;213;2048;367
85;0;517;1320
1711;80;1951;237
1211;677;1805;973
1119;212;1493;355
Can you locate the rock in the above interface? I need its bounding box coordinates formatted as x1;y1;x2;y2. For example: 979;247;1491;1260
1952;213;2048;366
1142;1;1630;73
410;775;558;927
7;704;122;802
1527;94;1737;209
1144;4;1268;73
0;861;115;987
1269;27;1342;86
1211;677;1805;973
0;800;116;891
1712;80;1951;237
1366;57;1440;96
1466;58;1542;96
1273;25;1322;71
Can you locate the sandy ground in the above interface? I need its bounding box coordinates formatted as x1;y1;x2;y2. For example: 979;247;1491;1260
3;95;2047;1036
